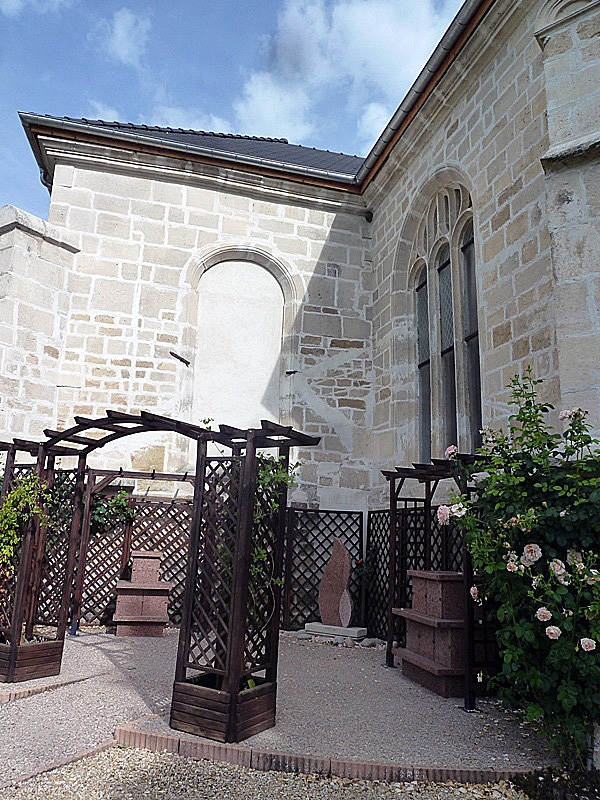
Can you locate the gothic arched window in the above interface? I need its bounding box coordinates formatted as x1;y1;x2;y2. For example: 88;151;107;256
411;187;482;457
416;264;431;461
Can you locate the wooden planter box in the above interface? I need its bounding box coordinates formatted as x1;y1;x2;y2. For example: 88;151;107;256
170;674;276;742
0;639;64;683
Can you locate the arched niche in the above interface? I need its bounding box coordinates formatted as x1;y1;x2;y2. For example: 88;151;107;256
192;259;285;430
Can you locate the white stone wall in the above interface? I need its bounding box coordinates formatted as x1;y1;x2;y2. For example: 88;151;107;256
538;1;600;430
44;155;373;509
0;205;79;440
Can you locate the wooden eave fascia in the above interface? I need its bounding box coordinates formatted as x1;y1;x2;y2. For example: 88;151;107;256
26;122;363;196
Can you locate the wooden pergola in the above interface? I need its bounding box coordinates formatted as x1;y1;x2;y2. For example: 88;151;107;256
0;412;319;744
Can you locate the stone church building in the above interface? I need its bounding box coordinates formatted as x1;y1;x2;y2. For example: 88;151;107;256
0;0;598;512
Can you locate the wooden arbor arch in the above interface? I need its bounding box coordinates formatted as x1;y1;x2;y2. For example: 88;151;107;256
0;411;319;743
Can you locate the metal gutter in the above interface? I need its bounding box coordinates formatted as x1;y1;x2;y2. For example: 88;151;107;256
19;112;361;188
355;0;488;187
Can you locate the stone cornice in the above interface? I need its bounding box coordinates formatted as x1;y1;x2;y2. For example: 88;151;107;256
542;132;600;167
0;204;79;253
38;136;370;218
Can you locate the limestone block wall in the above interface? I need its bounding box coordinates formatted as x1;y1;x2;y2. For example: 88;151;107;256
0;205;78;440
365;0;556;504
45;155;373;509
538;0;600;430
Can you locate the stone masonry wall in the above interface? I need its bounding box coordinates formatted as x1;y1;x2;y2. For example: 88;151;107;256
365;0;556;505
538;1;600;431
0;205;79;442
45;159;373;510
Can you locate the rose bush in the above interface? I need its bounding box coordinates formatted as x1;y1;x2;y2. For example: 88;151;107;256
440;371;600;768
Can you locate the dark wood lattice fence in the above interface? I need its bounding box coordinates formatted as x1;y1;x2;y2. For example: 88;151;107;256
75;498;364;633
364;509;391;639
79;497;191;626
129;499;191;624
36;470;78;626
365;504;462;644
281;508;363;630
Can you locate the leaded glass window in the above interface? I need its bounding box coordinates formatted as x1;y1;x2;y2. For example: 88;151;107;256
416;266;431;461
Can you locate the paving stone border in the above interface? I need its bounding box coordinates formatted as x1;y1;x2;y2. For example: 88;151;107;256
114;723;532;785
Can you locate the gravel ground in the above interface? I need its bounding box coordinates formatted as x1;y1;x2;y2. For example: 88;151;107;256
0;629;180;785
0;629;552;796
138;634;553;770
0;747;530;800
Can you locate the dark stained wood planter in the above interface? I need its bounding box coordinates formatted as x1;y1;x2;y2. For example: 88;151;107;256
0;639;64;683
170;675;276;742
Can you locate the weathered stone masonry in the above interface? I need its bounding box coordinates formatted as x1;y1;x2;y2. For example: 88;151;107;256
1;0;599;513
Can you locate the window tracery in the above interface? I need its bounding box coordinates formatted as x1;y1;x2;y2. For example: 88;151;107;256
412;186;482;458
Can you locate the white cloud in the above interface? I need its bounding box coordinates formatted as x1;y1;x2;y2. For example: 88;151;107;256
231;0;460;150
147;105;232;134
356;102;391;153
87;100;121;122
0;0;73;15
98;7;151;70
234;72;314;142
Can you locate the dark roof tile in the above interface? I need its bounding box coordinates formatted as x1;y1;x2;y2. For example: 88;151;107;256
30;114;364;180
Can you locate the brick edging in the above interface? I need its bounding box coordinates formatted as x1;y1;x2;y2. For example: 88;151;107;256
114;723;533;784
0;739;116;790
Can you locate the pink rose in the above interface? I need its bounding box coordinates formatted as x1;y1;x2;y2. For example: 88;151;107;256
546;626;561;640
580;638;596;652
444;445;458;460
536;607;552;622
470;586;479;601
507;561;519;572
521;544;542;565
587;569;600;586
437;506;450;525
550;559;566;576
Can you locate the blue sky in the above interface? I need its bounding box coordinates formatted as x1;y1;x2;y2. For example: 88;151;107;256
0;0;463;220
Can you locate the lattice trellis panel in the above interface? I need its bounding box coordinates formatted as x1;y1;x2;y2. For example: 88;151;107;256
366;504;463;645
282;509;363;630
7;464;35;491
80;521;128;624
186;458;240;674
243;474;280;672
36;470;78;626
130;499;191;624
0;464;36;639
0;541;21;639
365;510;390;640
